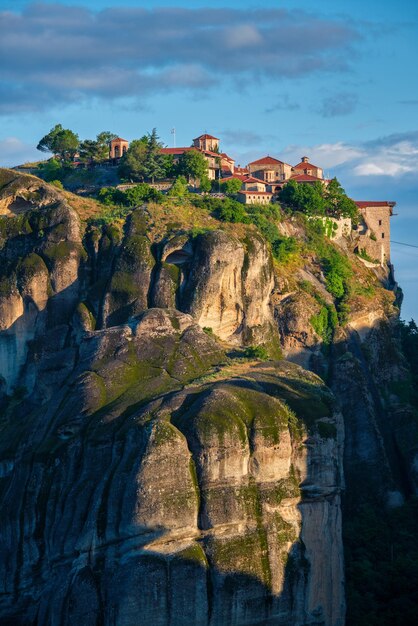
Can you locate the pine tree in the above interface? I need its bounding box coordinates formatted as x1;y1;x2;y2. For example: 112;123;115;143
143;128;166;183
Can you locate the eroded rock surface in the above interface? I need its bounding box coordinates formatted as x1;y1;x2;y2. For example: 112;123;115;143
0;169;365;626
0;309;344;626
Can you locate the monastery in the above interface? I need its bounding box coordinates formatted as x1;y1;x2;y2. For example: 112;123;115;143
109;133;396;267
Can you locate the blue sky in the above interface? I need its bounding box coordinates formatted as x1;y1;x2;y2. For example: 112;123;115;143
1;0;417;320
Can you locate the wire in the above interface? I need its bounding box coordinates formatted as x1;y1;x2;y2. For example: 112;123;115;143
392;240;418;249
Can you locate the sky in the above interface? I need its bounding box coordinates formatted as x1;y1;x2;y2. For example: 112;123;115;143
1;0;418;320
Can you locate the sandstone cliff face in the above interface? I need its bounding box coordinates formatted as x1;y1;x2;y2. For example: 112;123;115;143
0;308;344;626
0;170;353;625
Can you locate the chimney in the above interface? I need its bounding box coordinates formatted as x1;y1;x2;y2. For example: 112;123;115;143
301;156;309;163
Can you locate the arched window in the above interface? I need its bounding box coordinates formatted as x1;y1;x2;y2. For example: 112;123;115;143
114;145;120;158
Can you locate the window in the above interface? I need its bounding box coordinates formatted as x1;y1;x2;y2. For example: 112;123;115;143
378;219;382;226
382;233;385;239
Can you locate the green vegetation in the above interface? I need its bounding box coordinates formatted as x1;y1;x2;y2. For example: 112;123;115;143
243;345;270;360
323;216;339;238
49;179;64;189
310;305;338;344
322;248;352;298
0;213;33;240
97;183;163;209
304;219;353;323
219;177;243;195
37;124;79;162
279;177;359;220
167;176;189;198
192;196;299;264
214;197;248;223
299;280;339;344
272;235;299;263
17;253;48;281
118;129;170;183
143;128;167;183
117;136;147;181
78;131;117;165
37;158;65;182
43;241;86;264
356;247;379;263
174;544;208;568
177;148;211;190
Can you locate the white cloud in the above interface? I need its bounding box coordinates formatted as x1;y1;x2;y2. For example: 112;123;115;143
281;141;364;168
280;132;418;180
353;161;413;177
0;137;40;167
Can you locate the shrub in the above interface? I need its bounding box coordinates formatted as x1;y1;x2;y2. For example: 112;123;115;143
243;345;270;360
50;179;64;189
321;248;353;299
310;304;338;344
220;178;243;195
97;186;126;206
124;183;162;205
272;235;299;263
215;198;249;223
167;176;189;198
97;184;162;208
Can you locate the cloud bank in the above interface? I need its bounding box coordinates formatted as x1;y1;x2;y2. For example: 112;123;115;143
279;131;418;180
0;3;361;114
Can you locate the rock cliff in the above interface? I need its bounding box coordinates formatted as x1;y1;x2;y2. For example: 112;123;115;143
0;169;416;625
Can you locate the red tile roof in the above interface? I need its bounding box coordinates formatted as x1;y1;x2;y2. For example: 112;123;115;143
202;149;221;157
222;174;246;182
243;176;267;185
354;201;396;208
222;174;264;183
111;137;129;143
248;156;285;166
161;147;194;155
293;161;321;171
194;134;219;141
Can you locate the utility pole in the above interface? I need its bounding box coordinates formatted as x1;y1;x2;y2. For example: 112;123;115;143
171;128;176;148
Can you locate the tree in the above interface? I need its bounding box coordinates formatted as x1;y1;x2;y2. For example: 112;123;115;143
199;176;211;192
78;139;98;166
79;131;118;165
161;153;176;179
37;124;79;162
279;179;326;216
177;149;209;186
324;177;359;220
37;124;64;153
220;178;243;196
168;176;189;198
118;136;148;181
143;128;166;183
124;183;162;205
38;158;64;182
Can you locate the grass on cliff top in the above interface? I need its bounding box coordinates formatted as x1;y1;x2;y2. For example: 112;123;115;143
0;167;105;224
143;199;255;242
